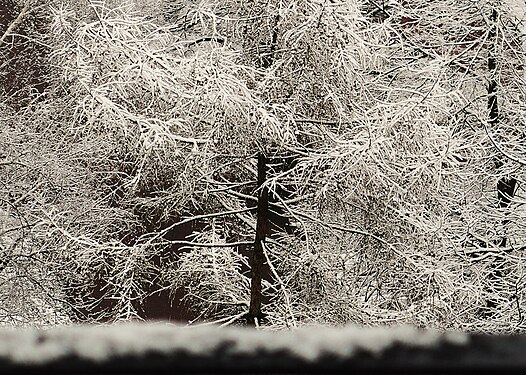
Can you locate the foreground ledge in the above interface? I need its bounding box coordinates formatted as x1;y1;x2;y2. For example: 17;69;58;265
0;323;522;373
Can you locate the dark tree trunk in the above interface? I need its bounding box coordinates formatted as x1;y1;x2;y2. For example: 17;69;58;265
488;7;516;249
487;10;498;128
496;178;516;248
484;8;517;315
247;153;269;326
260;14;280;69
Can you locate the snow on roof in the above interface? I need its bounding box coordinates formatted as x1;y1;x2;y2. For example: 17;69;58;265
0;323;467;365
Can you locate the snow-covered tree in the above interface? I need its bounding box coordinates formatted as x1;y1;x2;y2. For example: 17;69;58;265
2;0;526;332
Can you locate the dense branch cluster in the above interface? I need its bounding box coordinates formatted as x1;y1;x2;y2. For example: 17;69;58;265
1;0;526;332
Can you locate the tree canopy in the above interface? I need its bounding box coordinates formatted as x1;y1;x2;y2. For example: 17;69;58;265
1;0;526;333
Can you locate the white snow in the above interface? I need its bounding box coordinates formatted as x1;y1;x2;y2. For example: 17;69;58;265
505;0;526;34
0;323;468;364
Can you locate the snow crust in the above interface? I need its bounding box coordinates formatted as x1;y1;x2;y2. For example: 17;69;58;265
0;323;468;365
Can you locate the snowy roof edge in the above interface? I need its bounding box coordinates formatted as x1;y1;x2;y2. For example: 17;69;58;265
0;323;524;373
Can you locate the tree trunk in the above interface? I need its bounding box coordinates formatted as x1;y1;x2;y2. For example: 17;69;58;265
260;14;280;68
484;7;517;315
247;153;269;326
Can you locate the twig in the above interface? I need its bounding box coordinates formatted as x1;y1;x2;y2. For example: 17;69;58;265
187;37;225;47
261;241;297;328
483;120;526;166
137;207;256;244
0;1;30;46
289;208;417;267
219;311;248;327
166;240;253;248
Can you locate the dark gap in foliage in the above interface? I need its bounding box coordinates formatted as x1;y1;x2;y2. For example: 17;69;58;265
0;1;49;109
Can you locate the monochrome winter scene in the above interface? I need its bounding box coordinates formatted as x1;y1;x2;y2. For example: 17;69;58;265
2;0;526;368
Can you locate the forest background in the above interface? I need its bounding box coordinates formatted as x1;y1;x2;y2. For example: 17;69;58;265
1;0;526;334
